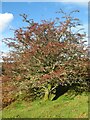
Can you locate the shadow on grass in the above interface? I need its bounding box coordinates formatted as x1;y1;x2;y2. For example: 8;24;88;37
52;85;70;100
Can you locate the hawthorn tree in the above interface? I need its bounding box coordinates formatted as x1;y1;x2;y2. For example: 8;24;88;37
2;9;89;106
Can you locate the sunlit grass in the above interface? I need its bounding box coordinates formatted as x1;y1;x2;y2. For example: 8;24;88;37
2;92;88;118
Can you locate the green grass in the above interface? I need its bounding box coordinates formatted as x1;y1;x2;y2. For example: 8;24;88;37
2;92;89;118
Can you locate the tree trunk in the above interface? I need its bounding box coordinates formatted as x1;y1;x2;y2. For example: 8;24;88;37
43;88;49;101
43;84;55;101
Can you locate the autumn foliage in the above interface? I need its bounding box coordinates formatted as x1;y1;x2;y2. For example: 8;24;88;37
2;10;89;108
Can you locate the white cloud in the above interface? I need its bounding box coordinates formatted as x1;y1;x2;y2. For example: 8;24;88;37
0;13;14;33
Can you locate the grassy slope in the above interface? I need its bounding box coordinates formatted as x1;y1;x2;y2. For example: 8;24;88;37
2;92;88;118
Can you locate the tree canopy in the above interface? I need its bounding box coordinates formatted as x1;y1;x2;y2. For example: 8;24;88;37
2;9;89;108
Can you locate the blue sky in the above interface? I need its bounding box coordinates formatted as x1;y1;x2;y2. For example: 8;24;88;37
1;2;88;53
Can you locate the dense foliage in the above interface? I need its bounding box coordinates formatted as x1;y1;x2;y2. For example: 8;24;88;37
2;9;89;108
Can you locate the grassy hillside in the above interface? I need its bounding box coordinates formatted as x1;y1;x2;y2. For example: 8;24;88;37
2;92;88;118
